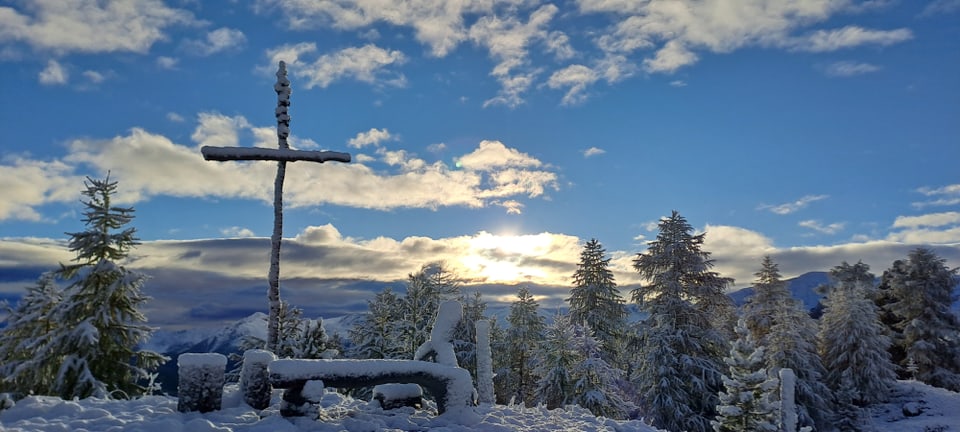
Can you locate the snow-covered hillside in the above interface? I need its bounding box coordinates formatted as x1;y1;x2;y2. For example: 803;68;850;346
1;380;957;431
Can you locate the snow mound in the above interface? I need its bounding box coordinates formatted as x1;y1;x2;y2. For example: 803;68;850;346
868;380;960;431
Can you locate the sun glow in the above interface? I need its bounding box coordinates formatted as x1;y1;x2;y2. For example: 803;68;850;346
461;231;557;283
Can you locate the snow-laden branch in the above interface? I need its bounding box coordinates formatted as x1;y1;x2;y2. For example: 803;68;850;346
201;146;351;163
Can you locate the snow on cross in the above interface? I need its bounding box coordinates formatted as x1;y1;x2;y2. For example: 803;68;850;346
201;61;350;353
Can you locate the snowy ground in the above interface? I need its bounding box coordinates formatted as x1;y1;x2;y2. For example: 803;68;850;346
0;384;661;432
1;380;957;431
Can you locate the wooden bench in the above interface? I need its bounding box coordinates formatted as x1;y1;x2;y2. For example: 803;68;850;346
268;359;475;416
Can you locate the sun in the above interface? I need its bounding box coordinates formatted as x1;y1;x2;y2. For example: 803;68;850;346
461;231;555;283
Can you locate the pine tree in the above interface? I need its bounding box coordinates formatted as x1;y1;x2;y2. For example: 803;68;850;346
712;320;779;432
534;314;580;410
747;257;833;431
21;176;165;399
818;262;896;406
453;290;488;380
631;211;734;432
0;273;63;396
880;248;960;391
500;286;545;406
568;238;627;366
570;324;631;419
297;318;328;359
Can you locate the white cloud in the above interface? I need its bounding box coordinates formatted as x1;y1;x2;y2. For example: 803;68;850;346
824;60;881;77
0;0;194;54
182;27;246;56
669;80;687;87
798;26;913;52
220;226;256;238
893;211;960;228
38;59;67;85
255;0;511;58
156;56;179;69
166;112;185;122
469;5;559;108
0;157;82;221
82;70;105;83
581;1;913;75
2;113;558;219
547;64;599;105
427;143;447;153
913;184;960;208
582;147;605;157
920;0;960;16
348;128;394;148
758;194;829;215
289;44;407;89
799;219;846;235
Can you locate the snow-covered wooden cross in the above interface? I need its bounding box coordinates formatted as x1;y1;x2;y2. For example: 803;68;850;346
201;61;350;353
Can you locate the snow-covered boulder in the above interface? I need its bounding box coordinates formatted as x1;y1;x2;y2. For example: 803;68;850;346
373;383;423;410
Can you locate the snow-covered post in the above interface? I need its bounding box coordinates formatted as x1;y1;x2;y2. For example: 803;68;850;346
414;300;462;366
200;61;350;353
779;368;798;432
177;353;227;413
476;319;495;404
240;349;276;410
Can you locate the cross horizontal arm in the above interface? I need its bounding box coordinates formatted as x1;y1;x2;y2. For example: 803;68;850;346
202;146;351;163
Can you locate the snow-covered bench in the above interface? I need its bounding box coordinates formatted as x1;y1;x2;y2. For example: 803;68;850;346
268;358;474;416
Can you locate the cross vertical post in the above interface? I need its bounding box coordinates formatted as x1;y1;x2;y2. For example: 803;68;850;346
201;61;351;353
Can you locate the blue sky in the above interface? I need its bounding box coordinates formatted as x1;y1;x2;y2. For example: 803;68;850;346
1;0;959;328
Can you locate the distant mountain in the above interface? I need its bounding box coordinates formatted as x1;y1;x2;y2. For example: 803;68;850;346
728;271;831;312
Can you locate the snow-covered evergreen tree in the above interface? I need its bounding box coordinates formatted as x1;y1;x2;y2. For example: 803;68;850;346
879;248;960;391
16;176;165;399
297;318;328;359
818;262;896;406
274;300;304;358
747;257;834;431
396;263;460;358
631;211;734;432
568;238;627;366
0;272;63;396
349;287;403;360
712;319;779;432
453;290;487;380
498;286;545;406
570;324;631;419
534;313;580;410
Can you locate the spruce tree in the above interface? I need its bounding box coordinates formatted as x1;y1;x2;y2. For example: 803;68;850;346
570;323;631;419
631;211;734;432
500;286;545;406
568;238;627;365
0;273;63;396
818;262;896;406
534;313;580;409
747;257;833;431
880;248;960;391
396;263;460;358
28;176;164;399
712;319;779;432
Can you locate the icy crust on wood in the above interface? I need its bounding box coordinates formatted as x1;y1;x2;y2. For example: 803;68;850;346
414;300;461;366
201;146;351;163
269;359;475;418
